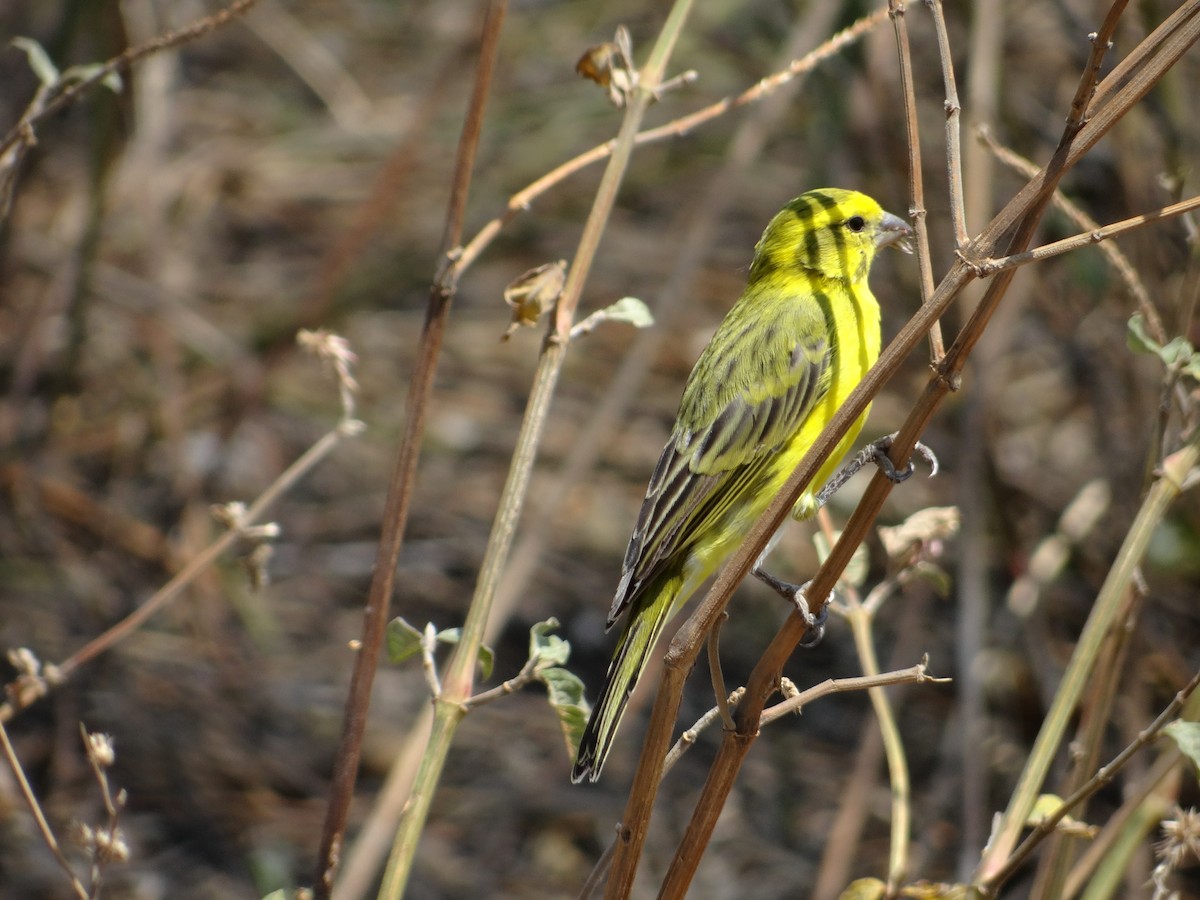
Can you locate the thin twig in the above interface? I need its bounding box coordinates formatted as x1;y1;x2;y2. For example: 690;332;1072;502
761;661;944;723
0;0;263;157
462;654;540;709
1069;0;1133;134
577;829;619;900
1063;748;1185;898
964;193;1200;286
848;605;913;891
707;614;736;732
663;687;746;773
0;719;88;899
976;126;1164;343
889;0;944;361
926;0;968;247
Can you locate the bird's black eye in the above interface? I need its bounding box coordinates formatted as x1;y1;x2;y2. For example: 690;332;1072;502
845;215;866;232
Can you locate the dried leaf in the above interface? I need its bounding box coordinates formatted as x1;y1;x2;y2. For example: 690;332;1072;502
503;260;566;340
878;506;960;568
575;42;619;87
575;26;635;107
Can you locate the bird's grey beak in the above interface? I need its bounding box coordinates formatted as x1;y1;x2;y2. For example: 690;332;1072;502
876;210;914;254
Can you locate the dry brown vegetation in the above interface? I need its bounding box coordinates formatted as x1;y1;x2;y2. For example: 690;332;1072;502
1;1;1199;899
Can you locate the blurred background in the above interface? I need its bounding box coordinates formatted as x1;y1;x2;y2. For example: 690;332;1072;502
0;0;1197;897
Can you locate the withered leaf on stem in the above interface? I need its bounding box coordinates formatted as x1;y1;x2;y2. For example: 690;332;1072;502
502;260;567;340
575;25;635;107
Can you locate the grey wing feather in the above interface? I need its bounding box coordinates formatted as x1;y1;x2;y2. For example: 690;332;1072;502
607;328;829;627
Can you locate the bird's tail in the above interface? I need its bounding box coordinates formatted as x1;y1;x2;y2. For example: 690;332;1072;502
571;570;684;783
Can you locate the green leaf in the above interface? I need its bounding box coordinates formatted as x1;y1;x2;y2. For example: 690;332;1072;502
911;560;954;597
1158;336;1195;367
62;62;123;93
603;296;654;329
11;37;59;86
538;666;589;761
1185;355;1200;382
1163;720;1200;773
386;617;423;663
476;643;494;681
1127;314;1198;370
529;617;570;669
386;619;492;678
1126;314;1160;355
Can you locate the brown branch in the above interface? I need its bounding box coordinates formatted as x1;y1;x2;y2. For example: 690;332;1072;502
1064;0;1129;139
926;0;968;247
890;0;944;362
312;1;510;895
966;193;1200;289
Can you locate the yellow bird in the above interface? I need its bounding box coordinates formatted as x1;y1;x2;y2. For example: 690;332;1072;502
572;188;912;782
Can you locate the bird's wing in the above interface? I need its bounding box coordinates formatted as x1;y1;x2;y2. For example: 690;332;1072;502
607;301;831;625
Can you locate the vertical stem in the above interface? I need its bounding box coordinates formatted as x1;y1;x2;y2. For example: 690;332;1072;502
313;1;509;894
926;0;968;246
845;605;911;891
889;0;944;361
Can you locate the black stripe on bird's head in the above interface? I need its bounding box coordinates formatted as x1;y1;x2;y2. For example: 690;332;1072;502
749;188;912;285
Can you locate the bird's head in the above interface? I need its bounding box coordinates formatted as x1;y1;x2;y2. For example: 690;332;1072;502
750;188;912;285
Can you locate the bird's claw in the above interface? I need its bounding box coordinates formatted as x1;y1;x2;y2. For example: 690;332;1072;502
751;568;828;648
796;591;827;647
869;433;939;483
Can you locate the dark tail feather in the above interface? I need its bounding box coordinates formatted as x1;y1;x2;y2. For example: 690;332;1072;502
572;571;682;783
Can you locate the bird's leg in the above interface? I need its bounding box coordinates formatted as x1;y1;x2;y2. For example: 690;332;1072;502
750;566;828;647
812;432;939;510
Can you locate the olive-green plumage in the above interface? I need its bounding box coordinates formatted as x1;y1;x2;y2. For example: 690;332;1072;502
572;188;911;783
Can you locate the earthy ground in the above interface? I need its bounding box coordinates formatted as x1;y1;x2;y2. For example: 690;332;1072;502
1;1;1198;898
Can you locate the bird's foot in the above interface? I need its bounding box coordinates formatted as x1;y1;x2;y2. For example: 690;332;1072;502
866;432;939;484
751;567;828;647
